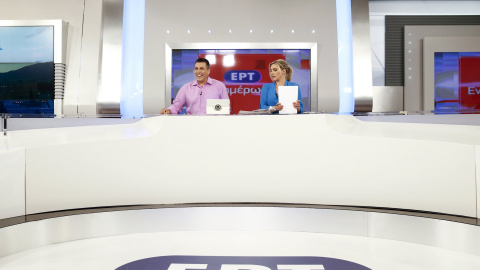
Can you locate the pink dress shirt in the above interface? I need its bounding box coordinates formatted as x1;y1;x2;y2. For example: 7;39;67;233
168;77;230;115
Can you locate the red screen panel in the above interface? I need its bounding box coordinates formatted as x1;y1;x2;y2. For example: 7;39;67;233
459;57;480;109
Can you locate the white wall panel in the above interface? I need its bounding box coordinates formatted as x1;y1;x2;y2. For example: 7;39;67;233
77;0;103;115
23;115;479;217
143;0;340;113
0;149;25;219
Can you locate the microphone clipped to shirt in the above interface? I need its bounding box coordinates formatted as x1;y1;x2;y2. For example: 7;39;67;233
200;91;202;96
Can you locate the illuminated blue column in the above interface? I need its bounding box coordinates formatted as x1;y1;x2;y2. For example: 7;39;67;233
121;0;145;117
336;0;355;113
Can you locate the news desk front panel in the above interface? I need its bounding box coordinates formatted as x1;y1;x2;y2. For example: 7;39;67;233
0;114;474;218
0;148;25;220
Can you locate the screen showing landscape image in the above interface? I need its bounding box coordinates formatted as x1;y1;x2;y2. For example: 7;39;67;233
0;26;54;114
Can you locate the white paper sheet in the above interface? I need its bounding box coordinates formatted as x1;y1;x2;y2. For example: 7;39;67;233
278;86;298;114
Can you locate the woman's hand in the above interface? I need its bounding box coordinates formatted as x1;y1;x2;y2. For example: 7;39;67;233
293;100;301;113
274;103;284;111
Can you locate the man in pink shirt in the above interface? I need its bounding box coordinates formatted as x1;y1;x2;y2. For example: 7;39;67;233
160;58;230;115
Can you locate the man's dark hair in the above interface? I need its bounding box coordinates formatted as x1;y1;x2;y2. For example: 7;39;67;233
195;58;210;69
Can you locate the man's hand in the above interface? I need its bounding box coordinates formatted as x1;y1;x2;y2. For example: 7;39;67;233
161;108;172;114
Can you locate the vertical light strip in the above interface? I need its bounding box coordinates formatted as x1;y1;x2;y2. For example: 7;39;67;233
121;0;145;117
336;0;355;113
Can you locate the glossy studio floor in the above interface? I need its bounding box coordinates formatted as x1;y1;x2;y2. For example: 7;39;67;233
1;205;480;270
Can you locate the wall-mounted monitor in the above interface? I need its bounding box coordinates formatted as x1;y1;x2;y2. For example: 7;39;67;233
434;52;480;112
0;20;67;115
166;43;317;114
423;36;480;112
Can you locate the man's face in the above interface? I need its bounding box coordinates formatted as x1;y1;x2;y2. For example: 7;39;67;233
194;62;210;84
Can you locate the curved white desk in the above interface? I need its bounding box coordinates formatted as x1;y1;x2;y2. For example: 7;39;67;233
1;114;479;218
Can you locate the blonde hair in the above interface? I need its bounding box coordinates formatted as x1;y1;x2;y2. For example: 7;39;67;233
269;59;293;81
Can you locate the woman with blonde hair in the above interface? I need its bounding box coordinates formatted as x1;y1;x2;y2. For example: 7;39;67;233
260;59;303;114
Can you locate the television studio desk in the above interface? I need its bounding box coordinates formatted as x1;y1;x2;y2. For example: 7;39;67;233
1;113;480;265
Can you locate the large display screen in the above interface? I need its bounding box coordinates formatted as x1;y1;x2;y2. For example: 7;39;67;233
0;26;54;114
172;49;311;114
434;52;480;112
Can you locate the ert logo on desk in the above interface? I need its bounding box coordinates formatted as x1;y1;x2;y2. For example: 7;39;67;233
224;70;262;83
115;255;371;270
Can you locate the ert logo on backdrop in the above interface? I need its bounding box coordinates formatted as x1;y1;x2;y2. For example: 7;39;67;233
224;70;262;83
115;256;371;270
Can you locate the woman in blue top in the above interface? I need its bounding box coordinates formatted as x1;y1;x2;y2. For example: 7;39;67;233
260;59;303;114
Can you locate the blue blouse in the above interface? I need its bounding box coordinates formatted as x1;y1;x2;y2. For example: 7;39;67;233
260;81;303;114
